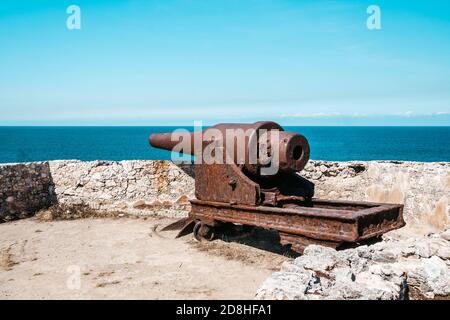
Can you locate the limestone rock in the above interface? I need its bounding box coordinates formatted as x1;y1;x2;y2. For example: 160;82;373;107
406;256;450;299
441;229;450;241
256;233;450;300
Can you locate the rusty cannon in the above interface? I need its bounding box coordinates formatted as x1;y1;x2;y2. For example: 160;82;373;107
149;121;405;253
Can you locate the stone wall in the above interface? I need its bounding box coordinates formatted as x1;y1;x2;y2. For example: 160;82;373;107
0;160;449;233
0;162;56;222
302;161;450;235
48;160;194;218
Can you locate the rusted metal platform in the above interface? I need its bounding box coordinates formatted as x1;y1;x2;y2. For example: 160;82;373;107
189;198;404;253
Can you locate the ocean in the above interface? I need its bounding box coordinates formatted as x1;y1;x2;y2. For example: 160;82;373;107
0;126;449;163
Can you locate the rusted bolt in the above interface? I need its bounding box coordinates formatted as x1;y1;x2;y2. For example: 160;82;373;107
228;179;237;190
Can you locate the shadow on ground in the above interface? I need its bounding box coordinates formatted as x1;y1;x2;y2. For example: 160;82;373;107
214;224;301;258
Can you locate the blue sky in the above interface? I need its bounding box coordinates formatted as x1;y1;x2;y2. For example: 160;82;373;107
0;0;449;125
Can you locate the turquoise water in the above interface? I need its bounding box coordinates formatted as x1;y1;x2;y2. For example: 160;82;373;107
0;126;449;163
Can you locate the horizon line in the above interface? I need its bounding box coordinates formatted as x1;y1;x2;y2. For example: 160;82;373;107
1;124;450;127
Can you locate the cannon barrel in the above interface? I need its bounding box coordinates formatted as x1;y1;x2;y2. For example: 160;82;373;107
149;132;196;155
149;121;310;174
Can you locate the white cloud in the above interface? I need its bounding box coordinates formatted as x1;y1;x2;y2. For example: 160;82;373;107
280;111;450;118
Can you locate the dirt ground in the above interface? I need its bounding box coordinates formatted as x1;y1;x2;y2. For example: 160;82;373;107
0;217;290;299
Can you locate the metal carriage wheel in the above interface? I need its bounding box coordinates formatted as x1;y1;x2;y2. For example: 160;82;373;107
193;220;215;241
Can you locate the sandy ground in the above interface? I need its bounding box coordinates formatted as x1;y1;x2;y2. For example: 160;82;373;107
0;217;289;299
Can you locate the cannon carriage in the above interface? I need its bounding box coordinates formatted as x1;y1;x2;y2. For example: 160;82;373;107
149;121;404;253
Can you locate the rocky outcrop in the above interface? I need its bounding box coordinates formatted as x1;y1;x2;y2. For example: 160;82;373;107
255;230;450;300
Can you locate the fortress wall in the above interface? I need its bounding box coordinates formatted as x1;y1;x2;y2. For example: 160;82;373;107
0;162;55;221
1;160;448;234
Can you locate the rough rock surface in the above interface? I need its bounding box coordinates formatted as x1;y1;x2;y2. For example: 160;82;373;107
0;162;55;222
255;230;450;300
48;160;194;218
